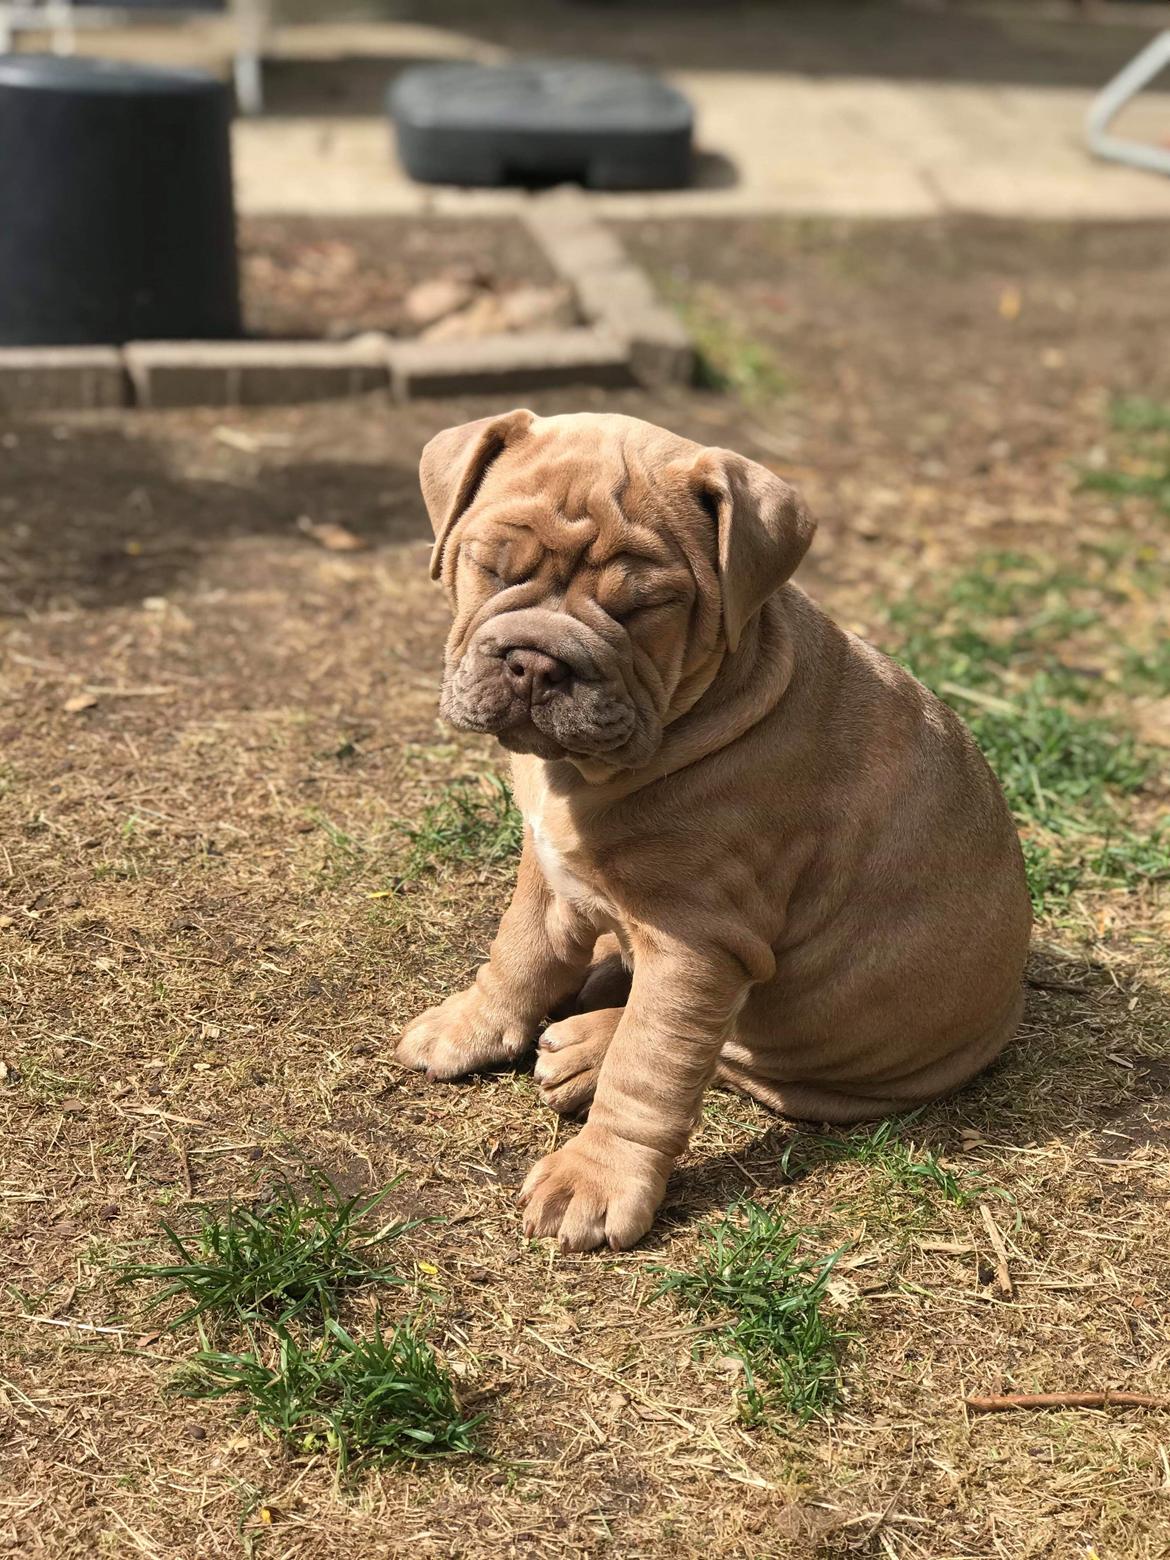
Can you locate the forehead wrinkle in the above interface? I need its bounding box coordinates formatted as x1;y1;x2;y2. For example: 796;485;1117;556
586;521;676;568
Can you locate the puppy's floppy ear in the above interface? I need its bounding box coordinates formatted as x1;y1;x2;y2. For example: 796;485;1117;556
419;408;535;581
689;448;816;652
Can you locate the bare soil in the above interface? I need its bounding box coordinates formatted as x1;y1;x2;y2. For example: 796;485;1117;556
239;216;558;340
1;216;1168;1559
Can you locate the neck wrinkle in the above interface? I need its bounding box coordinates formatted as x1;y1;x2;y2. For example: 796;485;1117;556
549;595;795;803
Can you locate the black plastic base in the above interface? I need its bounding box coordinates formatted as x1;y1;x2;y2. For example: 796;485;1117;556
390;60;693;191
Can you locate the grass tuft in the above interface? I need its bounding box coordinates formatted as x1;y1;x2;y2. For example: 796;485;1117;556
1109;395;1170;434
178;1316;482;1472
1080;465;1170;512
656;277;790;401
395;774;522;882
121;1168;479;1474
1081;397;1170;512
888;552;1169;914
120;1171;414;1329
654;1201;847;1424
779;1114;980;1208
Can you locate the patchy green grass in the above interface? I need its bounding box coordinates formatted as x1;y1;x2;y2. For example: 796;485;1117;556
120;1172;414;1330
888;551;1169;915
778;1114;981;1209
178;1316;482;1473
119;1169;478;1477
1123;634;1170;696
395;773;523;882
308;810;368;887
1079;396;1170;513
1080;465;1170;511
654;1201;847;1425
1109;395;1170;435
657;277;789;401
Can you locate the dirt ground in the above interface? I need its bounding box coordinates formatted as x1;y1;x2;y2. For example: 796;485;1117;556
2;217;1169;1559
239;217;559;340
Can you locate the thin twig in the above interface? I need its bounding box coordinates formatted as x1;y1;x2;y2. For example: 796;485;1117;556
978;1203;1014;1299
173;1137;194;1200
0;1374;46;1416
965;1391;1170;1413
19;1314;181;1362
21;1314;130;1337
850;1436;915;1548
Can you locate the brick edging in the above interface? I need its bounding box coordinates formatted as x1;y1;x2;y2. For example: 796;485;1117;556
0;198;693;412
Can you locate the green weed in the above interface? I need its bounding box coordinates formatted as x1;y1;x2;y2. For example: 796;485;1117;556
1080;466;1170;511
396;774;522;881
178;1315;482;1472
1123;636;1170;696
659;279;789;401
120;1171;413;1329
308;811;367;886
120;1168;478;1475
1110;396;1170;434
654;1201;847;1424
779;1114;978;1208
1081;397;1170;512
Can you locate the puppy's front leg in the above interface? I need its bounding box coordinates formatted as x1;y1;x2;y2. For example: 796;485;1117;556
397;834;596;1080
519;932;751;1250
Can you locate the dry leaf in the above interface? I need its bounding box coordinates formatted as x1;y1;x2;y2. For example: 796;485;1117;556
296;516;369;553
63;692;98;713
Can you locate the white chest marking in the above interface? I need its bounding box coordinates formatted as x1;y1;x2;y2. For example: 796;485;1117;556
527;793;617;920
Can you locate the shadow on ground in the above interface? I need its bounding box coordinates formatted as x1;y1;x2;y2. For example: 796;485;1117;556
271;0;1170;94
0;414;427;615
665;948;1170;1225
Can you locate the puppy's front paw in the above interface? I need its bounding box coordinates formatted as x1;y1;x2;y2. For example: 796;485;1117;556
518;1126;669;1252
534;1006;622;1116
396;985;534;1081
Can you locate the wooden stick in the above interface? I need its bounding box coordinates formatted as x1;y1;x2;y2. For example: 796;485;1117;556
978;1203;1014;1299
965;1391;1170;1413
22;1314;129;1337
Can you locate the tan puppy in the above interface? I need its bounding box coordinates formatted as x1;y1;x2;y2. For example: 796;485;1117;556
397;409;1031;1251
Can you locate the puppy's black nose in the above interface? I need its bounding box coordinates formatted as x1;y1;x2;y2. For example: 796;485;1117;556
503;647;570;705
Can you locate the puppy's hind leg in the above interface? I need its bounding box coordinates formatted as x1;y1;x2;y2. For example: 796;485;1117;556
575;935;632;1012
548;933;632;1021
535;1006;623;1116
536;935;629;1115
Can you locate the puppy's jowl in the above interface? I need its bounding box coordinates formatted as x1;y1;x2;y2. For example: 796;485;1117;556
398;409;1031;1252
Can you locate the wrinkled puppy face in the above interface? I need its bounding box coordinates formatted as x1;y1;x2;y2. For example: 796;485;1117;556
418;410;814;775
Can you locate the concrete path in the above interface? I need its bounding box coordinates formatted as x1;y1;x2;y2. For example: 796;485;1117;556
22;4;1170;219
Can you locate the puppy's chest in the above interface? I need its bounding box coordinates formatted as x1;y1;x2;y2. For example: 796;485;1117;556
524;798;617;922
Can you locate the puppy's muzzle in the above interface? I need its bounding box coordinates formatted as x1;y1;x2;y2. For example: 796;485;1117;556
441;608;645;760
501;646;571;707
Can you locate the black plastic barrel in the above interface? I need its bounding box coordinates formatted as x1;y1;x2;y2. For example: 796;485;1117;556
0;54;241;346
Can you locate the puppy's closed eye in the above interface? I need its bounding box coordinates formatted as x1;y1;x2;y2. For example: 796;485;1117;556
607;594;684;626
466;545;532;589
